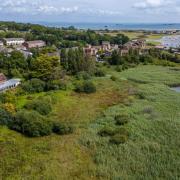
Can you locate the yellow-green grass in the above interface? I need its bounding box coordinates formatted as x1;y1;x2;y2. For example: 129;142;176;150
103;31;144;39
80;65;180;179
0;76;128;179
146;34;164;40
1;65;180;179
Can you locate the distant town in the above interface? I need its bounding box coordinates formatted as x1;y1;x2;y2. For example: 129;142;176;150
0;22;180;92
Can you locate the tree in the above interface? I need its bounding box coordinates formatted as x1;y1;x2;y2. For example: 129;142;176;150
31;55;60;80
0;108;13;126
22;78;45;93
60;49;68;70
109;50;123;65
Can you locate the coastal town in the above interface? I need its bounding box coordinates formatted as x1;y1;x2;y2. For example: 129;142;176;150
0;29;180;92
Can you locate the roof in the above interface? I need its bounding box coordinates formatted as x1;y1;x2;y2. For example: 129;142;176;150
4;38;24;41
25;40;45;45
0;79;21;91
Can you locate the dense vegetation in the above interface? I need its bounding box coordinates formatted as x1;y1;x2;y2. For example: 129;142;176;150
0;21;129;48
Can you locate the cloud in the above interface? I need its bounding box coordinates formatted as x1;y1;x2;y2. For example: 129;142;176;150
82;8;122;16
37;5;79;14
133;0;170;9
0;0;79;15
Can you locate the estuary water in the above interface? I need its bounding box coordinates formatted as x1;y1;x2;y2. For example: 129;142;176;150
171;87;180;93
38;22;180;30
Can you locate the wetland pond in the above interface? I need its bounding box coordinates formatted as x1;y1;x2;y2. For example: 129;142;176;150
171;86;180;92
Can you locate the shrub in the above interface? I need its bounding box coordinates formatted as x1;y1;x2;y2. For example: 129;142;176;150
46;80;67;91
110;134;128;144
75;81;96;94
110;76;117;81
142;106;154;114
76;72;92;80
0;108;13;126
22;78;45;93
11;110;52;137
53;122;74;135
118;127;130;137
122;64;129;70
115;114;129;125
83;81;96;93
115;66;122;72
98;127;117;137
95;69;106;77
24;97;52;115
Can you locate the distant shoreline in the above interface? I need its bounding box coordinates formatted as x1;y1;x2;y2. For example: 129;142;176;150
37;22;180;31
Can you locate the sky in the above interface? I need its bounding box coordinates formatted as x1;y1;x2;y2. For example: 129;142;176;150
0;0;180;23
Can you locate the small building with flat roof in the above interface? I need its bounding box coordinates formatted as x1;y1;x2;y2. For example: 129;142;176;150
0;78;21;92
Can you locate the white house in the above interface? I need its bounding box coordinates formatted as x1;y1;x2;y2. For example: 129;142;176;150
3;38;25;46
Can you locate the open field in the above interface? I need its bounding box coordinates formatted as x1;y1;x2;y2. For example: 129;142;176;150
1;65;180;179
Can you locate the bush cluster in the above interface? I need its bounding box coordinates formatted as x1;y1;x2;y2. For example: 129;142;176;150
0;108;13;126
6;109;74;137
95;69;106;77
110;134;128;144
76;72;92;80
22;78;67;93
110;76;117;81
110;128;129;145
24;97;52;115
115;114;129;125
53;122;74;135
46;80;67;91
98;127;117;137
11;110;53;137
75;81;96;94
22;78;45;93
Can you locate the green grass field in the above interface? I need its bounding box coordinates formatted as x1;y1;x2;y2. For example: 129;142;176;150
1;65;180;179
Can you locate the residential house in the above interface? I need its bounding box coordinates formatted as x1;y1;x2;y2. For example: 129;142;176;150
84;45;98;56
3;38;25;46
23;40;46;49
120;39;146;56
102;41;111;51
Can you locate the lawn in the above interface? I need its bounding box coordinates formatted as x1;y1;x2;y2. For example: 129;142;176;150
0;65;180;179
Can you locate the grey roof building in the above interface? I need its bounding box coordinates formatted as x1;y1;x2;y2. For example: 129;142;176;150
0;79;21;92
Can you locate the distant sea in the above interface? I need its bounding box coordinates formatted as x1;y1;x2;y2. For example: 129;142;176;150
37;22;180;30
